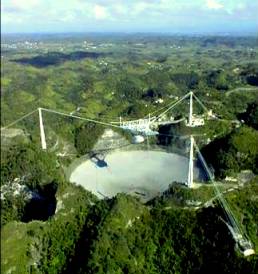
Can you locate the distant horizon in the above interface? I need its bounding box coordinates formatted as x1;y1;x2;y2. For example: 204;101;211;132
2;0;257;35
2;30;257;37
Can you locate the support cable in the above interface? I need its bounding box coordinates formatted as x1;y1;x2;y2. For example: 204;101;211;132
150;92;190;124
194;140;244;236
41;108;121;129
192;93;209;113
1;109;38;130
143;98;185;118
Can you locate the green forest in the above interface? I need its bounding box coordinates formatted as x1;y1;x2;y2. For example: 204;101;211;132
1;34;258;274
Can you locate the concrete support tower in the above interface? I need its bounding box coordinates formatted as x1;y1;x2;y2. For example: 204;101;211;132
188;91;193;127
187;135;194;188
38;108;47;150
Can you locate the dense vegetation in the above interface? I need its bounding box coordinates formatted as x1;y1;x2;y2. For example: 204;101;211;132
1;34;258;273
238;100;258;130
74;122;104;154
76;190;258;274
1;141;63;226
202;126;258;177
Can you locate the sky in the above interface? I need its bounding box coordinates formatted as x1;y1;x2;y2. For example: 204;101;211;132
2;0;258;34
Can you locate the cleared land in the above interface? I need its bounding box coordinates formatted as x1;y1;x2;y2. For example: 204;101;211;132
70;150;203;202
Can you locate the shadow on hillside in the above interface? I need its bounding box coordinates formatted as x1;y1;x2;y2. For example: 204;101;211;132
12;51;107;68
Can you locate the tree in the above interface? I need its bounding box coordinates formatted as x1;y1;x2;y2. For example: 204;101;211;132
201;126;258;177
170;71;199;89
206;70;229;90
74;122;104;155
239;101;258;130
116;75;143;102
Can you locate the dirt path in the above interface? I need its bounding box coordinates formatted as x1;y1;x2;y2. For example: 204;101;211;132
225;86;258;97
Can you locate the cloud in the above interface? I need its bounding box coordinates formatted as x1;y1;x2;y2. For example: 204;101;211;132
133;2;148;15
59;12;76;23
1;0;257;33
94;4;110;20
112;4;127;16
7;0;40;11
205;0;224;10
